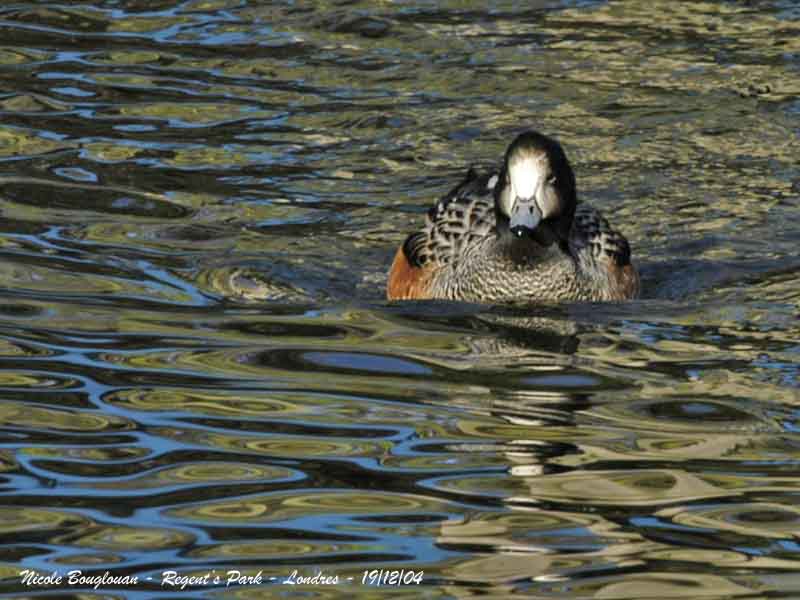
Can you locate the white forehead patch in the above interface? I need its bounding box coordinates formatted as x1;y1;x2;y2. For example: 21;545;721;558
487;174;498;190
509;157;544;200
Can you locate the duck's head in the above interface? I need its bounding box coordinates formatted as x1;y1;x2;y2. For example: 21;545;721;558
495;130;577;246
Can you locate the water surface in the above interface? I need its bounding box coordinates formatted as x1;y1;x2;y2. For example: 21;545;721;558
1;1;799;598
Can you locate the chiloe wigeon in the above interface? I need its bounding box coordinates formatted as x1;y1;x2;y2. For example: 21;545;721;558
387;130;639;303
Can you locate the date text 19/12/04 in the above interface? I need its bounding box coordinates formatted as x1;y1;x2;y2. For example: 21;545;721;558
362;570;423;586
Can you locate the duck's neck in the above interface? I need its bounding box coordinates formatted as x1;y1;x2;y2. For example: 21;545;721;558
493;229;559;265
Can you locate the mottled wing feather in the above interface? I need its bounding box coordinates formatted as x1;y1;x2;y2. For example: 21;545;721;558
403;167;498;268
569;203;639;300
402;232;428;268
570;204;632;267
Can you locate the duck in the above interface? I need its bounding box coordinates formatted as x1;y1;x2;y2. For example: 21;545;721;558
387;130;639;303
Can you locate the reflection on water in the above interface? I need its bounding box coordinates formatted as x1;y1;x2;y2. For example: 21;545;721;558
0;0;798;597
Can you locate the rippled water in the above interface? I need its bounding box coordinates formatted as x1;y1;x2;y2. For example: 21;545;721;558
1;1;799;597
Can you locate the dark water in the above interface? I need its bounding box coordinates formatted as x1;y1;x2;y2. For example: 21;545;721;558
1;1;799;598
